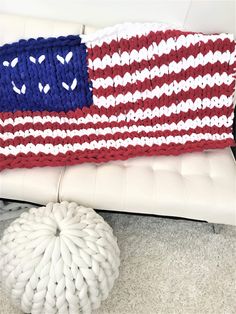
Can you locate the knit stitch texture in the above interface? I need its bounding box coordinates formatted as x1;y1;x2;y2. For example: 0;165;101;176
0;23;235;170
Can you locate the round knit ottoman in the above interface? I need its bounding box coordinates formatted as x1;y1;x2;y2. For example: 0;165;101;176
0;201;120;314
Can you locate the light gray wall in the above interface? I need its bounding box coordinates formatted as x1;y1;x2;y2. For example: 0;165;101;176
0;0;235;36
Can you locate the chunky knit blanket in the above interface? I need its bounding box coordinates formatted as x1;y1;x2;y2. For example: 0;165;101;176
0;23;235;170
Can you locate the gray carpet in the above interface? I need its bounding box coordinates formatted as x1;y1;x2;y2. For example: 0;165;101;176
0;212;236;314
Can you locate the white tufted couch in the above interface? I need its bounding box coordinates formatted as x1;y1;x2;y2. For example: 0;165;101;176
0;14;236;225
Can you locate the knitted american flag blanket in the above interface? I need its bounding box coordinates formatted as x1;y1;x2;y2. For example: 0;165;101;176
0;23;235;170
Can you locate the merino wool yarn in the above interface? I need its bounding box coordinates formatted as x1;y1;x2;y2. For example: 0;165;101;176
0;202;120;314
0;23;235;170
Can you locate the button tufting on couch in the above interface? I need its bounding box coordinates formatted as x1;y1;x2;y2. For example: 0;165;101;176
1;147;235;225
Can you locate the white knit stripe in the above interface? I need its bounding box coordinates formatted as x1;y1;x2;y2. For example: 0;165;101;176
82;23;232;49
82;23;173;46
0;133;233;156
92;72;234;108
0;95;232;127
88;37;234;71
91;51;233;90
1;115;233;141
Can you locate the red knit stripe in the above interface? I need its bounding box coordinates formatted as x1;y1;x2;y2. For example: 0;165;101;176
0;125;232;148
88;40;234;80
89;30;183;61
88;30;232;62
92;63;231;97
1;105;232;134
0;84;233;123
0;138;234;170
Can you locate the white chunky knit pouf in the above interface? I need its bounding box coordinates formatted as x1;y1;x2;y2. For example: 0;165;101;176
0;201;120;314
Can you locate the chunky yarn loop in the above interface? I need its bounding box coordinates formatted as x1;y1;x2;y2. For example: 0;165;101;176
0;23;235;170
0;202;120;314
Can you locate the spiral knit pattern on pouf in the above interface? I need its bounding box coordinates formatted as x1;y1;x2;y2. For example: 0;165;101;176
0;202;120;314
0;23;236;170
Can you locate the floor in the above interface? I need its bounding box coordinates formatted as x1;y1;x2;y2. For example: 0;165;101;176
0;212;236;314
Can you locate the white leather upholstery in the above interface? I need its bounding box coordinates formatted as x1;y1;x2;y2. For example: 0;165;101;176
0;14;235;225
1;148;236;225
0;14;96;47
59;149;236;225
0;167;63;204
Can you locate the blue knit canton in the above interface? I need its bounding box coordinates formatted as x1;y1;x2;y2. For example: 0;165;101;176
0;35;93;112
